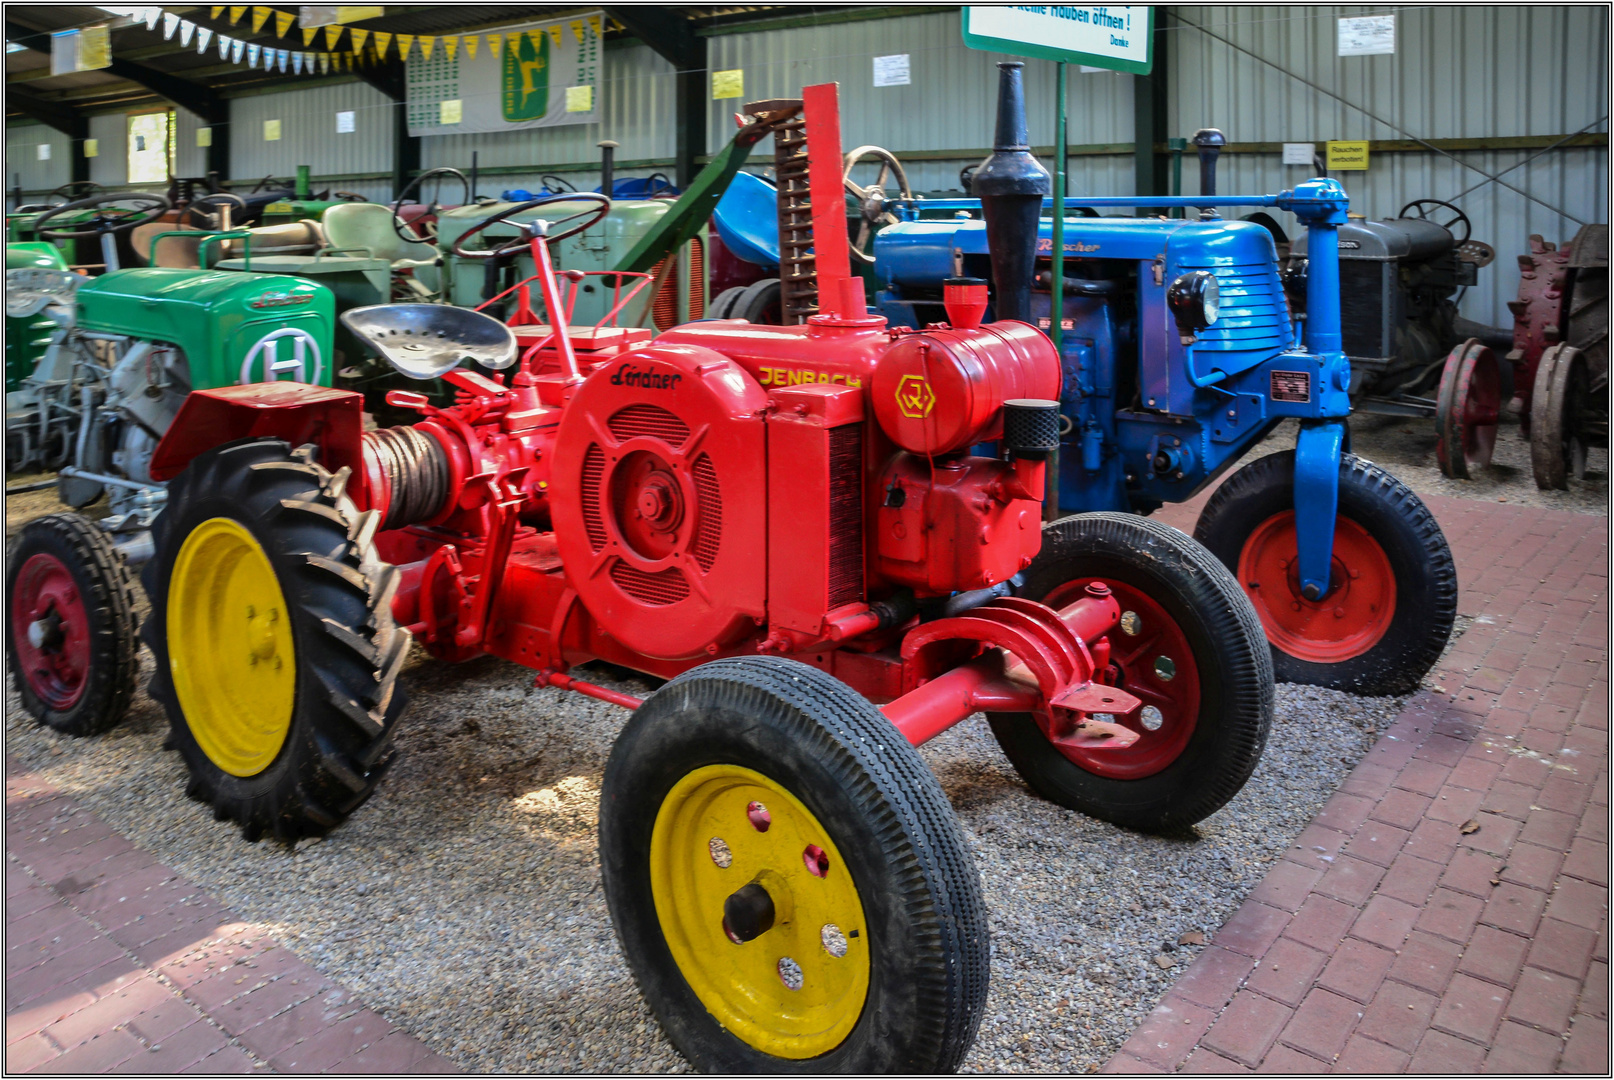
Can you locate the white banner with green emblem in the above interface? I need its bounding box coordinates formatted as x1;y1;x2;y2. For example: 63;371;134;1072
405;11;603;136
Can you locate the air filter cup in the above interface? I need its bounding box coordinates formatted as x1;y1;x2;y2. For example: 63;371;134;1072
340;303;518;380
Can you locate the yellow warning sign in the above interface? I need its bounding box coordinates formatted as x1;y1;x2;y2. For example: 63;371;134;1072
1325;140;1370;170
712;68;744;100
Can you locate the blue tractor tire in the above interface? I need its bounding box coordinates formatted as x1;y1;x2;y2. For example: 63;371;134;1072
1194;451;1457;696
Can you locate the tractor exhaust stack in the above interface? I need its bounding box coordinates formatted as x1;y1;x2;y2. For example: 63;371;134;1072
973;62;1051;326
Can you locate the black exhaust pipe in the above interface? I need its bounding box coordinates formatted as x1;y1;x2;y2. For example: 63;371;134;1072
1192;128;1226;201
973;62;1051;326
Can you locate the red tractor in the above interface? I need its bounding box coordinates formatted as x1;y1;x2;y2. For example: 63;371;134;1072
27;79;1272;1072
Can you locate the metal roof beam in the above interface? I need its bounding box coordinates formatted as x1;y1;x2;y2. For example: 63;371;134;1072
7;18;226;123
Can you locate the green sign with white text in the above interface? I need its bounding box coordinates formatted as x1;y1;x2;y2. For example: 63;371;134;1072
962;5;1153;73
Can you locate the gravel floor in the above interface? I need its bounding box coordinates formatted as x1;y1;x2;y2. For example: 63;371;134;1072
7;635;1408;1073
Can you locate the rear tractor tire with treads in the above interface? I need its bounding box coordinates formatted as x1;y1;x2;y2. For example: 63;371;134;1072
141;438;410;843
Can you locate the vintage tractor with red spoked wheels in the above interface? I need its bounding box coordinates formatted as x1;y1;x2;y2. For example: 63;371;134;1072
39;78;1272;1073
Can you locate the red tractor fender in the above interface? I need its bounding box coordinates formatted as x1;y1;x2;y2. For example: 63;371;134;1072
149;383;366;483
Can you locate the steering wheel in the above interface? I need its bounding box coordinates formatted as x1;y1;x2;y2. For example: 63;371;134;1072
449;193;612;260
391;167;471;244
182;192;248;230
843;145;914;264
50;181;103;205
251;174;292;194
540;174;577;194
32;191;172;240
643;173;677;198
1398;199;1471;247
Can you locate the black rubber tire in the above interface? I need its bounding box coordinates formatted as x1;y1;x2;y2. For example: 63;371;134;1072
140;439;410;843
6;513;139;737
600;656;988;1073
733;277;783;325
1194;451;1457;695
990;513;1273;833
706;285;747;320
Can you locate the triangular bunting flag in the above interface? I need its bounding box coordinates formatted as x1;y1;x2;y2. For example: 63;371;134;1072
301;26;316;45
246;42;260;65
372;31;391;60
443;35;458;62
546;26;562;46
570;20;585;42
395;33;414;60
318;52;328;74
419;36;434;61
589;15;602;37
220;34;231;58
484;33;500;58
464;34;478;60
250;7;270;32
228;6;246;24
323;25;343;49
196;27;212;53
211;6;224;18
275;11;293;37
263;46;275;69
349;27;369;53
145;8;161;29
276;48;288;72
163;12;180;39
231;38;244;62
179;20;195;47
292;51;303;74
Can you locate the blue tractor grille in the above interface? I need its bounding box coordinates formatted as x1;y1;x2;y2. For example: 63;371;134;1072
1182;261;1292;353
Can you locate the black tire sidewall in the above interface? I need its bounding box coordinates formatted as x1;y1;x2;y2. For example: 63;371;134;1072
1195;451;1455;694
600;664;976;1072
992;513;1271;832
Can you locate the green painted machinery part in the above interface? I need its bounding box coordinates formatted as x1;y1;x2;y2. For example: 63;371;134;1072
5;242;71;391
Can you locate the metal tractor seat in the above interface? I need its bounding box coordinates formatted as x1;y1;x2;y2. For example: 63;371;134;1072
341;303;515;379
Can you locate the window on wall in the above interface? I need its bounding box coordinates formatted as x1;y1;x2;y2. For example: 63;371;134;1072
127;110;173;184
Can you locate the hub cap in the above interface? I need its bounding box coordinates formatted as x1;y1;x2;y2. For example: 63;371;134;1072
1238;511;1396;663
650;764;869;1058
167;517;296;777
1045;578;1201;779
11;553;90;711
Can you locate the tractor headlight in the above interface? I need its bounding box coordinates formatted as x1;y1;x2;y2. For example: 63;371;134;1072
1167;270;1220;338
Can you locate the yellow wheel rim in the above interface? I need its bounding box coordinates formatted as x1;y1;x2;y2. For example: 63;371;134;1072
650;764;870;1059
167;517;296;778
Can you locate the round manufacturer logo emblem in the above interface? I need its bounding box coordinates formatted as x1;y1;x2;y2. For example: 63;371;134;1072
240;327;323;385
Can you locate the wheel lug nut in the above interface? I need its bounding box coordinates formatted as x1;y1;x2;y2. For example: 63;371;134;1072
1333;606;1345;618
273;656;283;670
246;605;256;619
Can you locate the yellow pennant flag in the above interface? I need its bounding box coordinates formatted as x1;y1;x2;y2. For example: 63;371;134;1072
419;36;434;61
570;20;584;42
228;6;247;23
210;6;224;19
274;11;293;37
484;33;500;58
250;6;271;32
547;26;562;46
531;29;548;52
301;25;317;45
349;27;369;53
443;36;458;62
588;15;603;38
323;25;343;49
394;33;414;59
463;34;478;60
371;30;391;59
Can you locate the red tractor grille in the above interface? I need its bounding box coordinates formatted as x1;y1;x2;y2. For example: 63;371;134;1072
611;562;690;606
580;445;608;551
688;238;705;319
826;424;864;607
691;453;722;571
609;403;690;446
649;238;705;331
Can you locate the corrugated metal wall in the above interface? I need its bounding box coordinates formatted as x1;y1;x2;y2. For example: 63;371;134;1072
230;81;396;201
86;112;129;186
706;10;1138;196
422;41;677;197
1168;4;1610;326
5;123;70;193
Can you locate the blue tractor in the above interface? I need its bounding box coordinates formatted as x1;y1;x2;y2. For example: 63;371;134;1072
864;157;1455;696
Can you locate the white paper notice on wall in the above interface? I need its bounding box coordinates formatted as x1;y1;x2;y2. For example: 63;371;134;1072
1338;15;1395;56
872;53;910;87
1282;142;1316;165
37;144;51;161
336;110;355;133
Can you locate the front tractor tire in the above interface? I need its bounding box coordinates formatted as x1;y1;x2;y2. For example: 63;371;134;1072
140;439;410;843
6;513;140;737
989;514;1274;833
600;657;989;1073
1194;451;1457;695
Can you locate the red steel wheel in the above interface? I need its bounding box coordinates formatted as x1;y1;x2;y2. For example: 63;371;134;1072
11;552;93;711
1237;511;1396;664
1040;577;1200;780
1435;339;1502;479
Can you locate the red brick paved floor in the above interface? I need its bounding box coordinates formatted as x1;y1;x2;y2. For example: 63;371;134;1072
1108;495;1609;1074
4;764;458;1074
